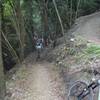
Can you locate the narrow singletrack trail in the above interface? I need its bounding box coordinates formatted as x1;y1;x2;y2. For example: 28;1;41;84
31;62;65;100
6;61;66;100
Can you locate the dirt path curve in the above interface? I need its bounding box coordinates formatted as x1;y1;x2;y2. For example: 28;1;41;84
74;11;100;44
6;61;66;100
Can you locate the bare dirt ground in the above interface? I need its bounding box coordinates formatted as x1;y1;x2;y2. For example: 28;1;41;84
74;11;100;44
6;59;66;100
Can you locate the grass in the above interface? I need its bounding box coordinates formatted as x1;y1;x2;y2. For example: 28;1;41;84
85;43;100;57
75;43;100;64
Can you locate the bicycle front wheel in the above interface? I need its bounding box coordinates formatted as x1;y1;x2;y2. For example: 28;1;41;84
68;81;89;100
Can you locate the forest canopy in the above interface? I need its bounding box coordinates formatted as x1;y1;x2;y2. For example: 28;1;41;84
1;0;100;71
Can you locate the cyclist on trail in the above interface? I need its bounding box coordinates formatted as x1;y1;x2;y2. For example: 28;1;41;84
35;37;44;59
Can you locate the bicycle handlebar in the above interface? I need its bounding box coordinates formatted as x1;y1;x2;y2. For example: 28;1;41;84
78;80;100;99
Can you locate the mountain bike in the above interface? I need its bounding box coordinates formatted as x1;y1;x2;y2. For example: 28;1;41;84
68;79;100;100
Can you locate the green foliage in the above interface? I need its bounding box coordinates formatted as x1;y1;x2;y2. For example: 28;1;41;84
1;0;100;70
4;1;11;16
76;43;100;64
80;0;99;15
85;44;100;57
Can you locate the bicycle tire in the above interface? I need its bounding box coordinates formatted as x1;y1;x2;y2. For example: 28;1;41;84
68;80;93;100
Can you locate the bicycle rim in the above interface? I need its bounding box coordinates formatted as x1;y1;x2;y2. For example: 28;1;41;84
68;81;92;100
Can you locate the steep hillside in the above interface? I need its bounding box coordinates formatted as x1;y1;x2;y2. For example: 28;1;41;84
49;11;100;83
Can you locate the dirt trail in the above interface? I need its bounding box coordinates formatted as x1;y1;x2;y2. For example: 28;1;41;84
31;62;65;100
6;12;100;100
6;61;66;100
74;11;100;44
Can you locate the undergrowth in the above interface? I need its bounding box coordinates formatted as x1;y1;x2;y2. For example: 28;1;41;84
76;43;100;63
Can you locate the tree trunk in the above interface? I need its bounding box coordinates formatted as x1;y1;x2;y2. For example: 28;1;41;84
75;0;81;19
69;0;73;27
0;1;6;99
52;0;64;36
43;1;49;34
14;0;26;61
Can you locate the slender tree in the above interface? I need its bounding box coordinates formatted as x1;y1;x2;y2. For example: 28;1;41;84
75;0;81;19
13;0;26;61
52;0;64;36
0;0;6;99
69;0;73;27
43;0;49;34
